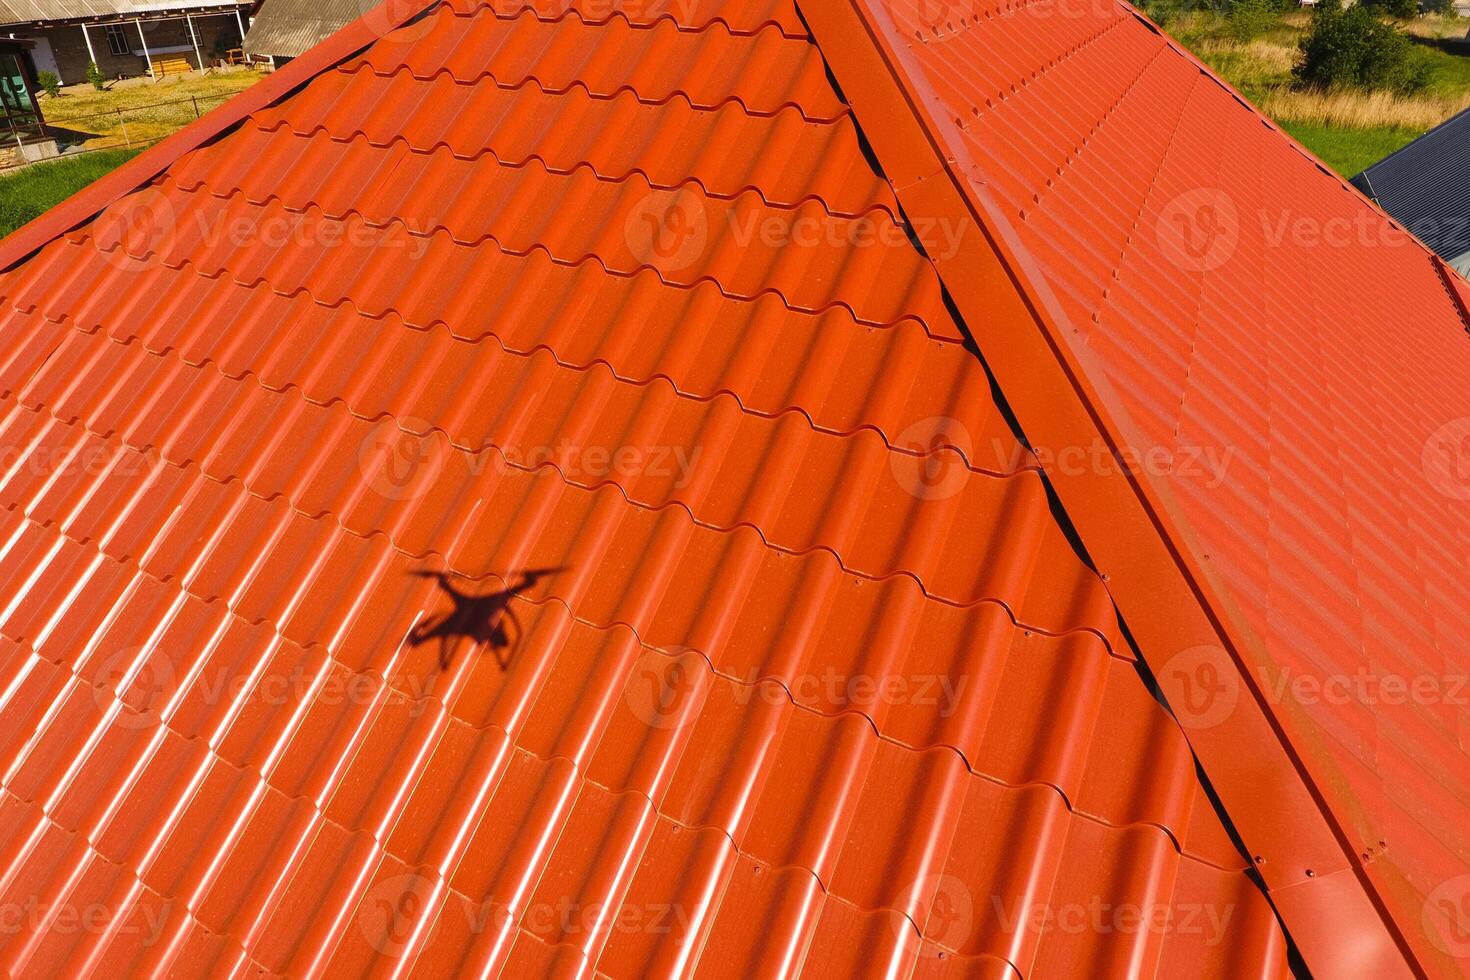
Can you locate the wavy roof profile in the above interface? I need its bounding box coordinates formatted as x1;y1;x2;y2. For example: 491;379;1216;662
0;0;1462;977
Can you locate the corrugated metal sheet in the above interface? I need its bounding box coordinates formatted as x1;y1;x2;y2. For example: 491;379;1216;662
0;0;239;27
0;0;1291;975
243;0;359;58
1354;107;1470;266
801;0;1470;975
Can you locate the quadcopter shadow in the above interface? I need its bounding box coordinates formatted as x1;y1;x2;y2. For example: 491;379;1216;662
407;567;564;671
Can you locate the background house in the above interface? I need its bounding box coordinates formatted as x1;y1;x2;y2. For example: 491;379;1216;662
242;0;355;66
1353;106;1470;276
1;0;254;84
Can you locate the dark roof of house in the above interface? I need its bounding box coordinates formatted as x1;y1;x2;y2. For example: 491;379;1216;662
0;0;1466;976
242;0;358;58
1354;107;1470;262
0;0;242;28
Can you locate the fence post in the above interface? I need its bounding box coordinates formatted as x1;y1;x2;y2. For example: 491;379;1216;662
192;96;200;118
118;108;130;147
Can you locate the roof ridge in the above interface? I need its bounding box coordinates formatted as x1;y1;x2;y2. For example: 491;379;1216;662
797;0;1430;975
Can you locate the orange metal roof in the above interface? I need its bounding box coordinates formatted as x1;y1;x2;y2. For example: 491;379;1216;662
0;0;1460;976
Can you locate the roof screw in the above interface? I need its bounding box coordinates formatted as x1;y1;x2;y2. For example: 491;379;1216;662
1253;855;1265;864
1305;869;1316;878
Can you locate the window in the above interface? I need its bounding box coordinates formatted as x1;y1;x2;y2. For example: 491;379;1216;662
185;17;200;48
0;53;43;143
104;24;129;57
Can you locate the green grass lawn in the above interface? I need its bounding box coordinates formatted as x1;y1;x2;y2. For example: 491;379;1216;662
0;148;143;239
1280;122;1422;176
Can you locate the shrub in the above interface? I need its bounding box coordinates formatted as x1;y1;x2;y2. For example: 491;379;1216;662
1421;0;1456;14
1359;0;1419;18
35;70;59;98
85;61;105;91
1295;5;1431;92
1228;0;1276;41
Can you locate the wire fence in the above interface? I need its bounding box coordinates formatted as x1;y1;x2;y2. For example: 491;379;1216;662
1;91;238;172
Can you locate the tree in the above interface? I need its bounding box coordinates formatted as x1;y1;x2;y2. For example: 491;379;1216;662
85;62;105;91
1295;5;1430;92
1359;0;1419;19
35;70;59;98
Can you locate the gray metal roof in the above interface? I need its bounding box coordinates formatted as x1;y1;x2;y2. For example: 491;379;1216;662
1352;108;1470;266
0;0;242;27
243;0;357;57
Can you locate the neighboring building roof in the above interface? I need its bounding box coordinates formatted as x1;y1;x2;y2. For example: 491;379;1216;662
1353;107;1470;270
243;0;358;58
0;1;1462;979
0;0;242;27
